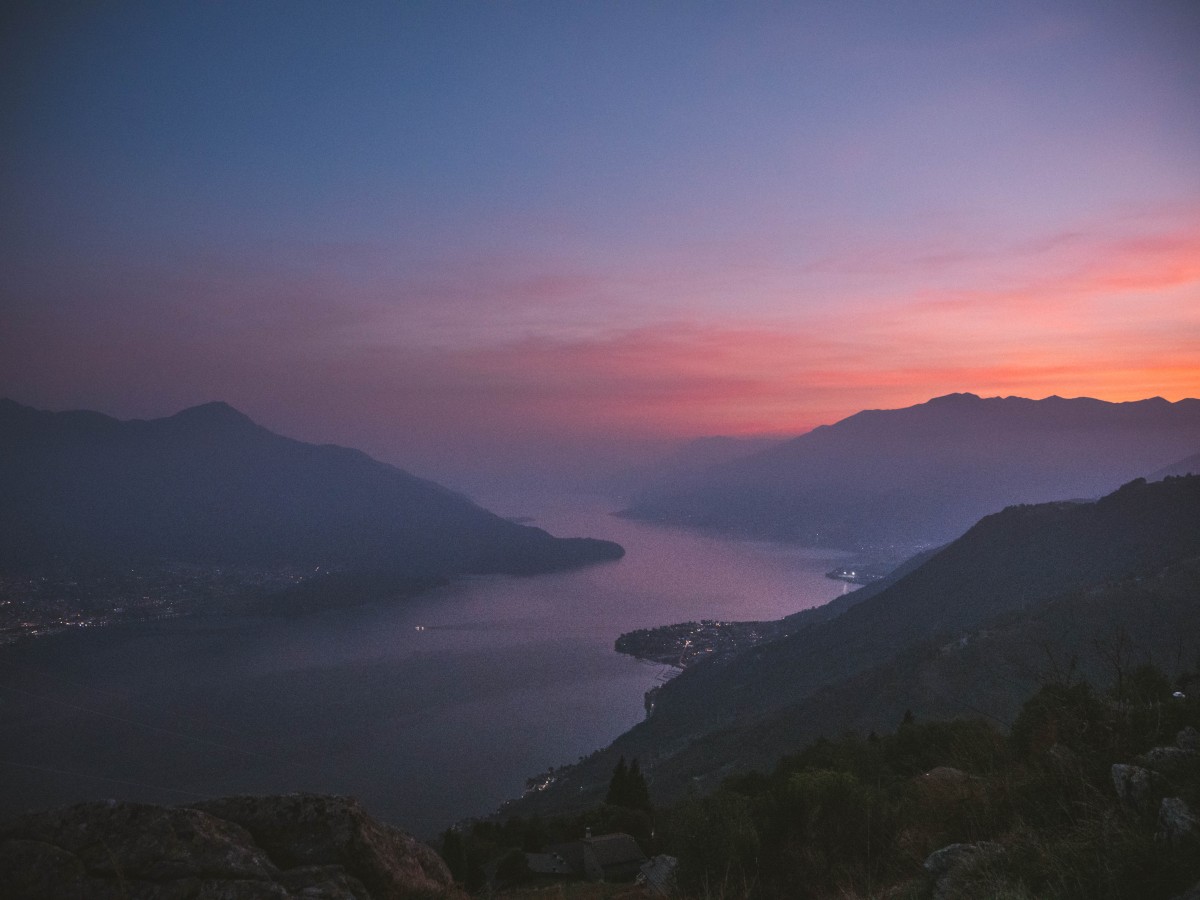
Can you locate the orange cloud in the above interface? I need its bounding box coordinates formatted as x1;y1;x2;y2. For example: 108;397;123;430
326;318;1200;448
899;217;1200;318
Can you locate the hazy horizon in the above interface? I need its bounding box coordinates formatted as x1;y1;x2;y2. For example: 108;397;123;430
5;390;1198;499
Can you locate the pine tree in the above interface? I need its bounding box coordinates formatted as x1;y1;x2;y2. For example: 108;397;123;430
605;755;629;806
627;757;652;811
606;755;652;810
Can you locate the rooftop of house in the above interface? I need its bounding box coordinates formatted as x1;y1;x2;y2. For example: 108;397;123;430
525;852;575;877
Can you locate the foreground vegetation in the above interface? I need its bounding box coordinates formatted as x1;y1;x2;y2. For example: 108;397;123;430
443;663;1200;899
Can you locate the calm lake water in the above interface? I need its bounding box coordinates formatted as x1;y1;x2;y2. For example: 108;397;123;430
0;495;846;835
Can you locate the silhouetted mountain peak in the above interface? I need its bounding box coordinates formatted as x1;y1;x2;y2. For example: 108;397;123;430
0;399;624;578
167;401;260;432
926;391;982;404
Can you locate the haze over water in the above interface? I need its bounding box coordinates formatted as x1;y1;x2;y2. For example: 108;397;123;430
0;497;845;835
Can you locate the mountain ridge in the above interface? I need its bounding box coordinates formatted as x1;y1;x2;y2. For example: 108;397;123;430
621;392;1200;548
0;398;624;582
1153;449;1200;480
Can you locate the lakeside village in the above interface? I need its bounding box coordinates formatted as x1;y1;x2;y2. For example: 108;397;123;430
0;563;320;645
523;565;885;801
612;563;885;679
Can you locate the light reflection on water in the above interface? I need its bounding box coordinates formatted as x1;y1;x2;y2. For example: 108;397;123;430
0;495;846;835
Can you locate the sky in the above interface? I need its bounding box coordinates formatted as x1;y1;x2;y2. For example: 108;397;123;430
2;1;1198;490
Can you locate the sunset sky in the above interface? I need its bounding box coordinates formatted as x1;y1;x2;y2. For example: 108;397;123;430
3;2;1198;488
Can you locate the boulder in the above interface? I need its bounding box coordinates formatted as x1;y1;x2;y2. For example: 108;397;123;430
1136;746;1198;779
1111;764;1165;814
0;795;461;900
1159;797;1199;846
191;794;455;899
923;841;1004;900
0;801;278;884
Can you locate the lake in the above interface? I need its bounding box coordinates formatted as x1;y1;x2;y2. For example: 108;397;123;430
0;495;847;835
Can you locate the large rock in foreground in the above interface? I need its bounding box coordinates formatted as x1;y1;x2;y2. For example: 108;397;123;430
0;793;461;899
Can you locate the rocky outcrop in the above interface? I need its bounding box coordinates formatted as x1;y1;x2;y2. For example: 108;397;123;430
923;841;1004;900
191;794;455;899
1159;797;1199;846
1113;730;1200;820
1136;746;1199;780
1112;763;1166;815
0;794;461;900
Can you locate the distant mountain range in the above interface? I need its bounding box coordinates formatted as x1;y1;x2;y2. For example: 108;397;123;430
621;393;1200;548
1153;450;1200;480
0;399;623;578
511;473;1200;816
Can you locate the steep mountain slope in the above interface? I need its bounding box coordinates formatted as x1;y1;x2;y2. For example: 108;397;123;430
0;399;623;576
1152;449;1200;480
622;393;1200;547
643;554;1200;798
512;475;1200;816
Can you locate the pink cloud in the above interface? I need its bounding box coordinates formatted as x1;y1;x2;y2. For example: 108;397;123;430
4;203;1197;484
5;301;1196;484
